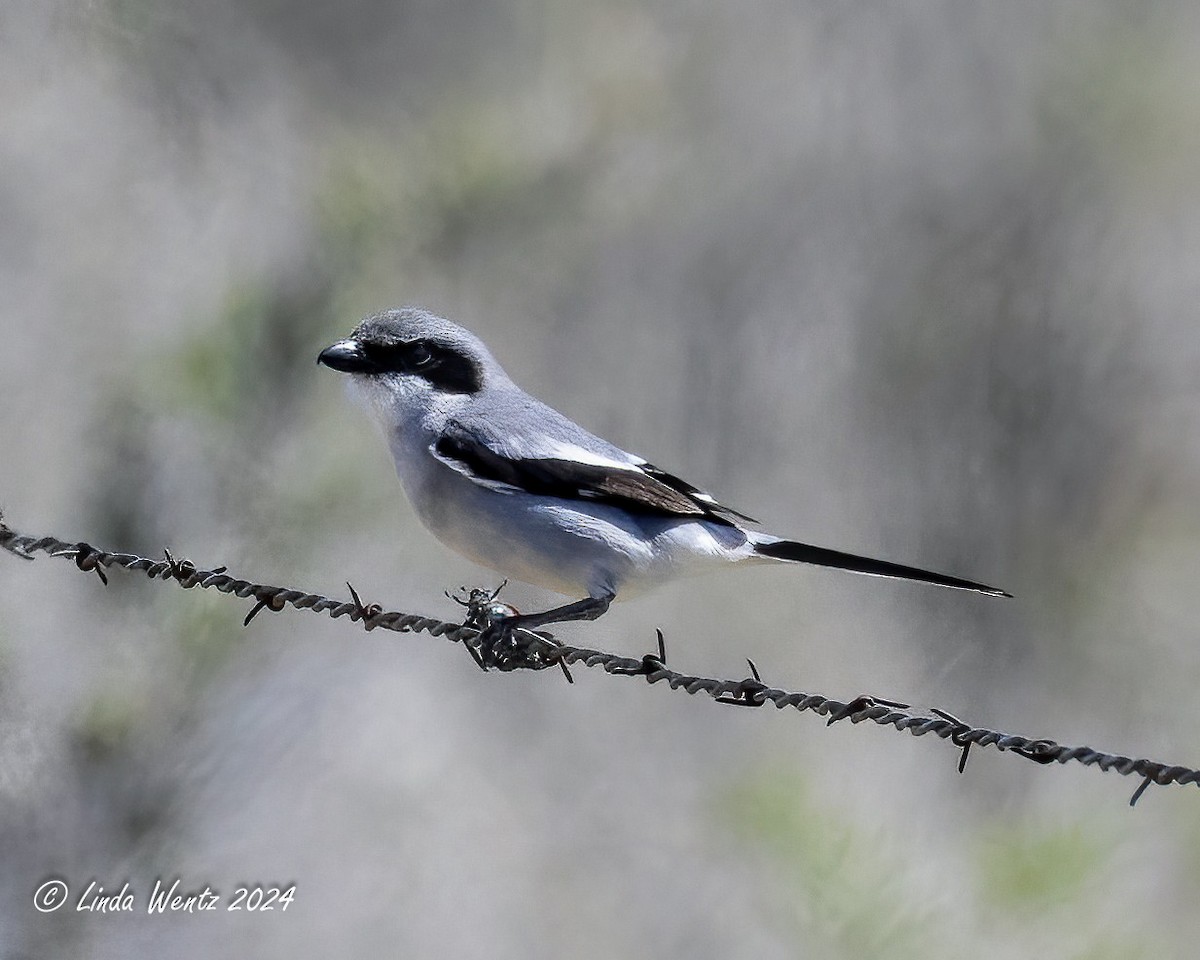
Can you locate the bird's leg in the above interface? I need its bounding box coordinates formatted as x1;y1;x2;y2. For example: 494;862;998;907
475;591;614;671
507;592;614;630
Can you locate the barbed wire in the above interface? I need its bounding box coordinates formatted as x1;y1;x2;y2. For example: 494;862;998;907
2;513;1196;807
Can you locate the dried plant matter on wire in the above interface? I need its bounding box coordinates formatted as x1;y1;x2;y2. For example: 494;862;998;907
1;513;1195;807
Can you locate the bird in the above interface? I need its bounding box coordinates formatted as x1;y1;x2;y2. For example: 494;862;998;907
318;307;1008;662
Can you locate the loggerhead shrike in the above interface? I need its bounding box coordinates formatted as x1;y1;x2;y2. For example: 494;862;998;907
319;308;1008;654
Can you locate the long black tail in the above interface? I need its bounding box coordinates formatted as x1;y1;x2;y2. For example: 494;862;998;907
753;537;1010;597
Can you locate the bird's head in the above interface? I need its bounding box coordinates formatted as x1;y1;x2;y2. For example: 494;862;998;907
318;307;497;423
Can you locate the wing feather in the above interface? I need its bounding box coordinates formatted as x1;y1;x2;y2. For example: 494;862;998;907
433;421;749;526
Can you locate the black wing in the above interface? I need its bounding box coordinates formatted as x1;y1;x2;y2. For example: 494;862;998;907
433;421;753;527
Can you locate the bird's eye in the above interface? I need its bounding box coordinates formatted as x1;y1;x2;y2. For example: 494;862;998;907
408;343;437;370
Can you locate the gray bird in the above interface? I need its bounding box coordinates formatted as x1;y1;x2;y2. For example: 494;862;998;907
318;308;1007;658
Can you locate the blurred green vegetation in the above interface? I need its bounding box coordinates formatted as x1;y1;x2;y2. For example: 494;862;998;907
71;592;242;765
1043;22;1200;201
721;770;1175;960
722;770;941;960
73;688;140;762
170;589;244;683
976;819;1109;908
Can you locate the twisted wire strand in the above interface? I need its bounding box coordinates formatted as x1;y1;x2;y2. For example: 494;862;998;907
2;515;1195;804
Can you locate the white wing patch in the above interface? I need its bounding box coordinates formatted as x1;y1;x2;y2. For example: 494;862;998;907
537;440;643;472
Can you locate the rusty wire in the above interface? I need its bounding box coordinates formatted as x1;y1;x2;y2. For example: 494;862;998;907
2;514;1197;806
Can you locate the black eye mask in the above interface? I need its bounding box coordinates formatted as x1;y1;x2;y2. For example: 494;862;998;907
363;339;484;395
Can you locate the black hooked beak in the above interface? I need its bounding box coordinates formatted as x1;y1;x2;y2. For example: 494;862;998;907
317;339;375;373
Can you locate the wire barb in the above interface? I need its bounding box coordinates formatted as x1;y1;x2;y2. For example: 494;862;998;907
243;592;287;626
161;548;201;585
50;542;109;585
931;708;974;774
827;695;909;726
715;658;769;707
1130;776;1153;807
346;581;384;630
611;628;669;677
2;515;1197;805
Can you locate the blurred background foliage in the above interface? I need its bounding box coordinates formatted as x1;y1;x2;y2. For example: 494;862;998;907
2;0;1200;957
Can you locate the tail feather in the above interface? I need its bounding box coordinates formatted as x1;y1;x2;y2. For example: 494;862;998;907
753;536;1010;598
